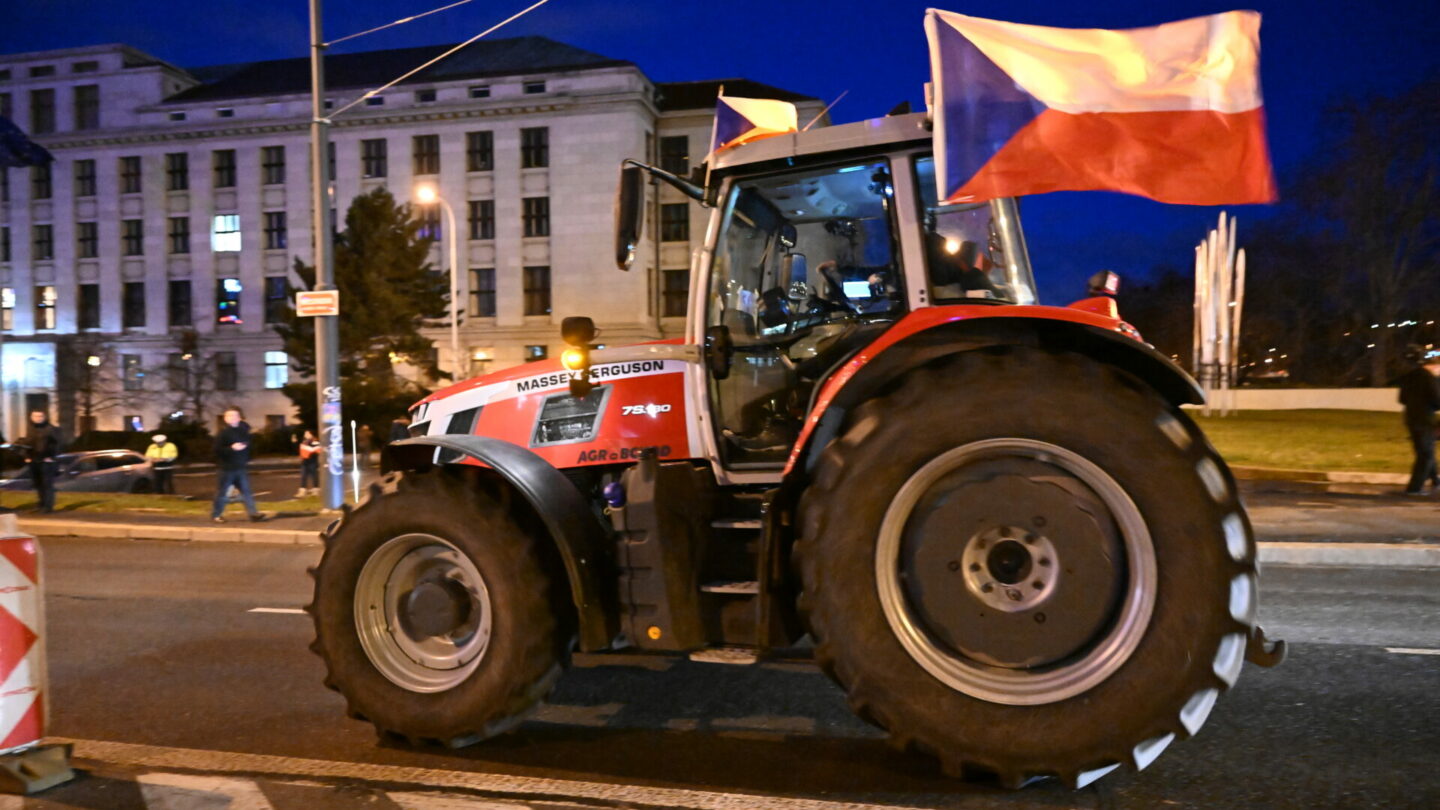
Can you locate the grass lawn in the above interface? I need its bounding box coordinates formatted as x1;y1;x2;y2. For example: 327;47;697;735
0;491;322;517
1190;409;1413;473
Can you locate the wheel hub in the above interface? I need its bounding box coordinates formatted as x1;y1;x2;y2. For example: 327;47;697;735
962;528;1057;613
402;578;474;639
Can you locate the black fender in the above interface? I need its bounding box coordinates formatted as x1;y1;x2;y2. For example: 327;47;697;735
793;317;1204;476
385;435;617;651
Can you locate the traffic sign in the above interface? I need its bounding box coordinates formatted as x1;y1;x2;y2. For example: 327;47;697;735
295;290;339;317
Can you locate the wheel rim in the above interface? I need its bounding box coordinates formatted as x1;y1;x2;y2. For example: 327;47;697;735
354;533;493;693
875;438;1156;706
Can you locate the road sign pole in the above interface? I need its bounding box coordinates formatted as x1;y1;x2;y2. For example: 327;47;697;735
310;0;344;510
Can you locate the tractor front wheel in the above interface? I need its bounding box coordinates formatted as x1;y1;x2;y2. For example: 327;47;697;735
796;348;1257;788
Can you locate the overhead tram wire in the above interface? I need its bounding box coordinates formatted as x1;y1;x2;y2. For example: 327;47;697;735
326;0;480;47
329;0;553;119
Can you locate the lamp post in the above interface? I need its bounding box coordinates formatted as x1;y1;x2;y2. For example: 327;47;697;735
414;184;463;381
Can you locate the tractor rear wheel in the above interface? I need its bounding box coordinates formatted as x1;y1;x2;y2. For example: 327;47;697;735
308;467;566;745
796;348;1257;788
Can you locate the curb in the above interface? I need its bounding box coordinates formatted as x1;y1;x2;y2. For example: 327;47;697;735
20;519;322;546
1230;465;1409;485
19;519;1440;567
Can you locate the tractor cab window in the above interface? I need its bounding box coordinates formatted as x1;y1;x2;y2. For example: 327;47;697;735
914;156;1037;305
708;160;902;467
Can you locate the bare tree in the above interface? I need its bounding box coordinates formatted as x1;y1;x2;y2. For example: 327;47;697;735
54;334;142;434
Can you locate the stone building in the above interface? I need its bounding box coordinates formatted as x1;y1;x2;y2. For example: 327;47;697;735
0;38;820;437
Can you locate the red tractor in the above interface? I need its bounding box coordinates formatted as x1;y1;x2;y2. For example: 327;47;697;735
308;111;1281;788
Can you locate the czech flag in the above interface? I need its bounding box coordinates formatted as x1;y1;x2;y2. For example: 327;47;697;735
708;92;798;161
925;9;1277;206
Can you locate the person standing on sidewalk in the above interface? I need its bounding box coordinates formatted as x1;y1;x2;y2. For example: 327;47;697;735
211;408;267;523
356;423;375;470
22;411;62;514
296;429;322;497
145;434;179;494
1397;345;1440;496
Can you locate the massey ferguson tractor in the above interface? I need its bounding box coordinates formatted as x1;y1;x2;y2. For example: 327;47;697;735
308;110;1283;788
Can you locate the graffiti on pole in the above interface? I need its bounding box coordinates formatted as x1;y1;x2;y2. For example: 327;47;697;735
321;385;345;476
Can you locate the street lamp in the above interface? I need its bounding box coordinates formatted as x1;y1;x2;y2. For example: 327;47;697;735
414;184;463;381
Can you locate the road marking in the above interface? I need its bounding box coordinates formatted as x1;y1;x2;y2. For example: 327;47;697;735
1385;647;1440;656
139;772;276;810
56;737;903;810
248;607;308;615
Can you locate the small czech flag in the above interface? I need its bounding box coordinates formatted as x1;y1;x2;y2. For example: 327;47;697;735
707;91;799;162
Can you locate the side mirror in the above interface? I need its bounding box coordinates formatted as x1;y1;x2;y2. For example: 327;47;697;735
614;165;645;271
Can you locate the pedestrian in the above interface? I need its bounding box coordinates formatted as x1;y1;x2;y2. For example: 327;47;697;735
357;423;375;469
1396;345;1440;496
211;407;267;523
296;429;322;497
144;433;179;494
389;415;411;444
21;411;62;514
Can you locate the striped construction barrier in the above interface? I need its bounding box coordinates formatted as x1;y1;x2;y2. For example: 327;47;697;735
0;514;72;793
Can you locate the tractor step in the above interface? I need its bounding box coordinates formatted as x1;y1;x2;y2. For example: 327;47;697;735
688;647;760;665
711;518;762;530
700;580;759;594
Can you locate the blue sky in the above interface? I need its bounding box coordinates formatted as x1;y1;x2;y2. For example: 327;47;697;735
5;0;1437;301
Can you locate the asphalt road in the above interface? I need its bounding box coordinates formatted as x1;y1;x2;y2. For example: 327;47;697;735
23;536;1439;810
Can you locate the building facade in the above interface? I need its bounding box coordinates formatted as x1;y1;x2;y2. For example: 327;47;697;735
0;39;821;438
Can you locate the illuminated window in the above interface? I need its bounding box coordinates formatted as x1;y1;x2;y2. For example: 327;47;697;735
264;351;288;388
33;286;56;330
524;344;548;362
122;355;144;391
216;278;242;324
0;288;12;330
211;215;241;252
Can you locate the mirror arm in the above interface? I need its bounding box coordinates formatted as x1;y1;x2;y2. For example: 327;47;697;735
622;159;707;205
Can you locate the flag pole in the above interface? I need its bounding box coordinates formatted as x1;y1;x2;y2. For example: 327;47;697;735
802;90;847;131
703;85;723;202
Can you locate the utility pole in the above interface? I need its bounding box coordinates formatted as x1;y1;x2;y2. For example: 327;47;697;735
310;0;344;509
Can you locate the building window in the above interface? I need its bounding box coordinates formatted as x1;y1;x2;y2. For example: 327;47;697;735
168;216;190;254
263;211;287;249
660;136;689;176
468;200;494;240
523;80;546;94
662;269;689;317
78;284;100;329
1;227;9;262
29;66;56;78
469;268;495;317
361;138;387;178
73;84;100;131
122;219;143;256
522;197;550;237
264;351;288;388
468;85;490;99
77;221;98;258
661;203;689;242
413;134;440;175
216;278;242;324
0;92;8;117
416;207;441;242
415;89;436;103
168;111;187;122
72;61;100;73
211;214;241;252
33;224;54;260
123;282;146;328
466;131;493;172
123;355;144;391
30;89;56;134
33;286;56;330
261;145;285;185
216;108;235;118
365;96;384;107
523;266;550;316
168;279;192;327
74;159;96;197
119;156;142;194
165;152;188;190
0;288;11;331
525;344;548;362
213;149;236;188
520;127;548;168
264;276;288;323
32;165;52;199
215;352;238;390
328;140;336;182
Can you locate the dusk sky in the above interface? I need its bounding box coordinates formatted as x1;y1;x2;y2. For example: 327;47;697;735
6;0;1437;302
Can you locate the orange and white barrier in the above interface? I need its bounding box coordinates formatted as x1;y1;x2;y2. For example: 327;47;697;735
0;515;45;754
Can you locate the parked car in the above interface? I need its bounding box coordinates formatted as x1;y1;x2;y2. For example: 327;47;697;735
0;449;155;493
